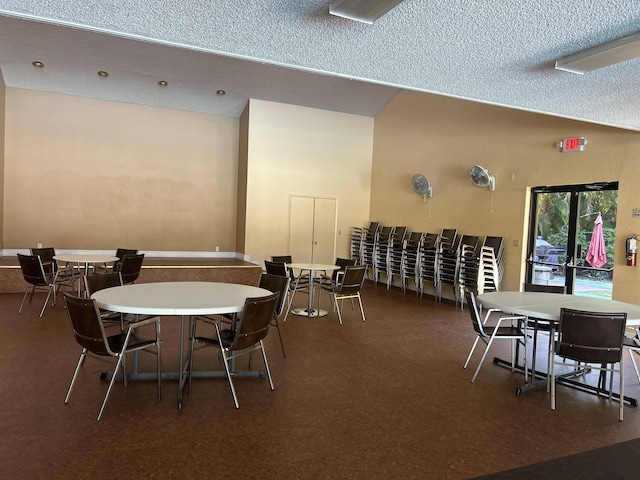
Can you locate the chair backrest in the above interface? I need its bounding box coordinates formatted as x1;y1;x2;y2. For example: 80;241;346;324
30;247;57;272
113;248;138;271
84;272;123;296
333;257;357;281
464;289;487;337
258;273;289;317
270;256;297;281
17;253;48;286
63;293;114;356
524;283;566;294
271;255;292;264
556;308;626;363
392;226;408;246
264;260;288;277
337;265;366;295
117;253;145;284
232;293;279;351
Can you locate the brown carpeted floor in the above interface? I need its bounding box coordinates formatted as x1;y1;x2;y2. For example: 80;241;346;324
1;282;639;479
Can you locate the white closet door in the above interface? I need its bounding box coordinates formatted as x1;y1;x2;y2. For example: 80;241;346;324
289;195;337;264
312;197;337;264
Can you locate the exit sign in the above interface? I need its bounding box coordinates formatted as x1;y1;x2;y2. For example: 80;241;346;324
560;137;587;152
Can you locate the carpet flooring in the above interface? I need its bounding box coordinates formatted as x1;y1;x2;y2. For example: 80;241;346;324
1;281;640;479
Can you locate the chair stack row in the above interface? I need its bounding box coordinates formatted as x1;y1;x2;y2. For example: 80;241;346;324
349;224;505;302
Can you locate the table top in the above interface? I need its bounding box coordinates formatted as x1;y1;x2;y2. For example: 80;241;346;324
91;281;271;315
477;291;640;325
288;263;339;272
54;254;119;264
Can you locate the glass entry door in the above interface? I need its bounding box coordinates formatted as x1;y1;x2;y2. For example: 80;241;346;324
526;182;617;298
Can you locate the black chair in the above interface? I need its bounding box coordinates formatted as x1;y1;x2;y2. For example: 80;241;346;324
112;248;138;272
31;246;76;280
271;255;310;285
17;253;75;317
523;283;567;380
463;289;527;383
264;259;288;277
95;248;138;274
317;257;356;311
258;273;289;358
330;265;367;325
551;308;626;421
84;272;124;328
187;292;279;408
63;293;162;421
268;257;308;318
116;253;145;284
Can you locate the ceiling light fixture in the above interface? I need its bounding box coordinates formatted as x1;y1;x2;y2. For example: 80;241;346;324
555;30;640;74
31;61;44;68
329;0;405;24
216;90;226;96
97;71;109;77
158;80;168;87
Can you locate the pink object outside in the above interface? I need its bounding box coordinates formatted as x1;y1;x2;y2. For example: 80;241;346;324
585;214;607;269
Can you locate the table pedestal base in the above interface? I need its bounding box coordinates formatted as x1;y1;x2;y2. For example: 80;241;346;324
492;356;639;407
292;307;328;318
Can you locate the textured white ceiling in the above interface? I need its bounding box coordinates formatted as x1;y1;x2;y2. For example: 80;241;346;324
0;1;639;130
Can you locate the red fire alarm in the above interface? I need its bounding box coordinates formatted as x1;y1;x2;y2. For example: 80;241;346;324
558;137;588;152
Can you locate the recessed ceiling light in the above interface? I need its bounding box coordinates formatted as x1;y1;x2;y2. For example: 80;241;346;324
31;61;44;68
97;71;109;77
216;90;226;96
158;80;168;87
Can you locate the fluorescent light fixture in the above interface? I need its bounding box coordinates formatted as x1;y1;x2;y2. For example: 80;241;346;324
555;31;640;74
329;0;405;24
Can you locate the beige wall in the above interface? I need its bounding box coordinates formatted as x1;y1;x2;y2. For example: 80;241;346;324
235;104;249;256
4;88;239;251
0;70;5;249
243;99;373;266
5;84;640;304
372;91;640;302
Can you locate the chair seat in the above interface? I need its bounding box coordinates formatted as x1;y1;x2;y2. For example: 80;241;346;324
193;329;235;348
106;331;160;353
486;325;525;337
525;318;553;332
187;293;278;409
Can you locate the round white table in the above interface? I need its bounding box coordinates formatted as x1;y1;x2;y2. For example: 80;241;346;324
477;290;640;404
92;281;271;409
477;291;640;325
92;281;270;316
54;254;119;271
288;263;339;317
54;254;119;295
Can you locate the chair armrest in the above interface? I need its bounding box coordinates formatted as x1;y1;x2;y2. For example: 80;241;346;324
129;316;161;329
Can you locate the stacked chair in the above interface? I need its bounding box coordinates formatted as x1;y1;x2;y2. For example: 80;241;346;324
350;226;364;265
361;222;380;279
418;233;439;297
435;229;460;302
349;224;505;300
373;226;393;285
386;226;407;288
400;231;423;294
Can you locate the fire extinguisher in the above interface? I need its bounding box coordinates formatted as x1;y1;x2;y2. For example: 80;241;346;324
627;235;637;266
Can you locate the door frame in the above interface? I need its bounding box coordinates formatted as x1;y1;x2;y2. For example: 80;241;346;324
526;181;618;294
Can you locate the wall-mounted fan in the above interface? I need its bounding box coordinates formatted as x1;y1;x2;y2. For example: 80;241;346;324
411;174;433;200
468;165;496;191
